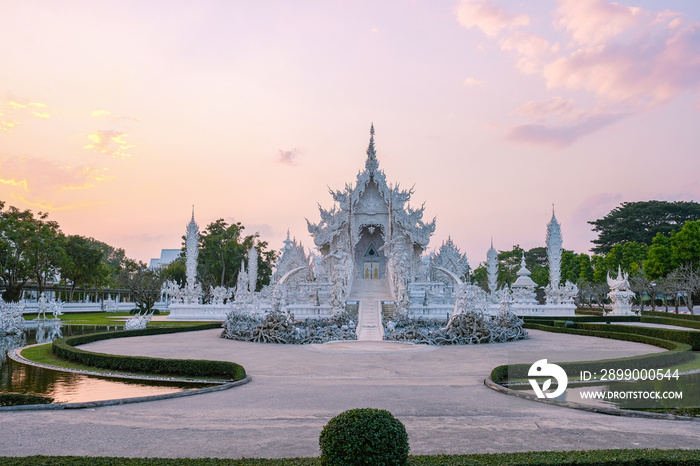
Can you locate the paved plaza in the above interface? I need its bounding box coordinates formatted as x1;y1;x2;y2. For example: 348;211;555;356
2;328;699;459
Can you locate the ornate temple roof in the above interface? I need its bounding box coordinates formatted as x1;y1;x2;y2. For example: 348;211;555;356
307;125;435;250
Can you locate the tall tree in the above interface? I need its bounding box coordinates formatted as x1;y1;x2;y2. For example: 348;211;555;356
602;242;648;277
25;213;64;296
197;219;277;292
60;235;107;301
0;202;63;301
670;220;700;265
119;260;164;312
160;256;186;286
644;233;675;280
589;200;700;254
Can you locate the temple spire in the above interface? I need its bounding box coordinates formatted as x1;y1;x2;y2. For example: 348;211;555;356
365;122;379;173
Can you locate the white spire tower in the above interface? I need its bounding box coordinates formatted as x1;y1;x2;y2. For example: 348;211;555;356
247;245;258;293
185;206;200;303
546;205;563;289
486;238;498;299
544;205;567;305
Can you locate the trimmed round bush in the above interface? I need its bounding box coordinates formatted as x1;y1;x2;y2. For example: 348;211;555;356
319;408;409;466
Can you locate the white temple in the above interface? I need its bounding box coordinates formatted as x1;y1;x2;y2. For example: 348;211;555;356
168;125;576;324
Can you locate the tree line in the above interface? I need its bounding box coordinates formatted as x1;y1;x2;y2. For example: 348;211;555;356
0;201;277;309
471;201;700;314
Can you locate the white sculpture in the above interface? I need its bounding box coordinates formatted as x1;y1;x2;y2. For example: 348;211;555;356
247;245;258;294
272;231;312;284
511;253;538;305
235;259;249;300
545;207;564;304
429;237;470;285
0;298;26;335
184;207;201;304
607;267;636;315
486;239;499;302
124;311;153;330
49;299;63;319
210;286;232;305
36;292;49;320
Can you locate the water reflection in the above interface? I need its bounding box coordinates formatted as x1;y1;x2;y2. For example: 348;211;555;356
1;322;213;404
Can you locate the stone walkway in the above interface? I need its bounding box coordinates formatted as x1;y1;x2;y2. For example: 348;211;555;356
1;329;699;459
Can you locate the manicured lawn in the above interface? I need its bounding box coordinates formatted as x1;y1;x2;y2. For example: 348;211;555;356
2;450;700;465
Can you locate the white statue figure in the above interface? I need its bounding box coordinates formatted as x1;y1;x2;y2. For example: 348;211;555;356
210;286;232;305
607;267;636;315
162;280;181;304
561;280;579;305
329;250;349;314
235;259;249;301
49;299;63;319
36;293;48;320
498;286;515;317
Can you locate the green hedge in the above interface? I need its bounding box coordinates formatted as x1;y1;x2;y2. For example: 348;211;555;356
51;324;246;382
2;450;700;465
574;322;700;351
523;315;640;324
493;323;693;383
641;315;700;330
642;310;700;321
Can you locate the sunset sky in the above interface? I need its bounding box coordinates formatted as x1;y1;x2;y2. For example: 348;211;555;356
2;0;700;267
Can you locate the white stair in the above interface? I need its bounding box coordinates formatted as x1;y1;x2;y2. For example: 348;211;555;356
349;279;393;341
356;300;383;341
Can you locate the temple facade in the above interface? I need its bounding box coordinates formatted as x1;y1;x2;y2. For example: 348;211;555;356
168;124;577;324
306;124;435;309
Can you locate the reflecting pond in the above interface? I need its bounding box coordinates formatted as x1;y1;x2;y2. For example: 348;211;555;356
1;322;214;404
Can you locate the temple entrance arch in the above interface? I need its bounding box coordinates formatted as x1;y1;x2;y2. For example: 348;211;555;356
363;243;380;279
355;226;385;279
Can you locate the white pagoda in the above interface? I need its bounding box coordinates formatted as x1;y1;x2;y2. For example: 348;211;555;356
307;124;436;314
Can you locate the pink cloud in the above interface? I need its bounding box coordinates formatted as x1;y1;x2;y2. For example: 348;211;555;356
84;130;134;158
0;155;113;207
457;0;700;147
507;111;625;148
545;2;700;107
276;148;301;166
455;0;530;38
511;97;582;122
500;32;557;75
554;0;644;47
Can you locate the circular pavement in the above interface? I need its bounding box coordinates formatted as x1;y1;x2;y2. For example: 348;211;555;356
1;328;698;459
